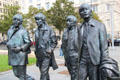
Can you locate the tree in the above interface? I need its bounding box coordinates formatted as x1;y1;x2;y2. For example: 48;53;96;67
0;5;20;34
49;0;76;34
92;11;102;22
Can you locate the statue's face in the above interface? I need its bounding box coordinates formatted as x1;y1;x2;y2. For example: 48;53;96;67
13;17;21;28
79;4;92;19
35;17;44;27
66;18;75;28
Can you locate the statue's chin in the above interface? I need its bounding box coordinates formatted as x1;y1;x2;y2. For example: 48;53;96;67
14;25;19;28
83;16;91;21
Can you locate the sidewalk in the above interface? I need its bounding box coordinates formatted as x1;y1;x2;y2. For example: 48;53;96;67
0;59;70;80
0;46;120;80
0;48;70;80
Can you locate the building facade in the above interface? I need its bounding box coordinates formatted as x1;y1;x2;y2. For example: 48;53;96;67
0;0;19;18
19;0;56;14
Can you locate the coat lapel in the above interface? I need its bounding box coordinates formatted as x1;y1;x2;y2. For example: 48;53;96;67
74;26;79;50
79;23;84;48
87;19;97;41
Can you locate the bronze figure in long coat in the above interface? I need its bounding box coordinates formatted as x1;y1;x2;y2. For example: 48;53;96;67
61;15;79;80
34;13;58;80
7;14;34;80
78;3;108;80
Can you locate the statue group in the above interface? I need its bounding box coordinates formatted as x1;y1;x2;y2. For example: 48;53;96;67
7;3;120;80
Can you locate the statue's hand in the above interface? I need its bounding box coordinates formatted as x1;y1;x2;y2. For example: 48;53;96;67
46;49;52;54
12;47;22;53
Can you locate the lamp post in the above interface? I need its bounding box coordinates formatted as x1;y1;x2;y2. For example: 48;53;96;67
90;0;92;6
110;4;115;48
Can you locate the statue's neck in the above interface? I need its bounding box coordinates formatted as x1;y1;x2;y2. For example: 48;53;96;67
14;25;20;29
84;17;91;22
38;24;44;29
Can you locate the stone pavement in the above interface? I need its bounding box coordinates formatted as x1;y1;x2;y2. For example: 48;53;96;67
0;59;70;80
0;48;70;80
0;46;120;80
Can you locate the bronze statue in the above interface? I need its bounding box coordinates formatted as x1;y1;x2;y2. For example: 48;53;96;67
99;57;120;80
78;3;109;80
34;13;58;80
7;14;34;80
61;15;79;80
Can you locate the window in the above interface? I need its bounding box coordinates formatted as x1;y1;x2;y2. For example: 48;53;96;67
0;1;1;6
92;5;98;12
3;3;6;7
46;2;50;10
37;4;41;9
15;1;18;5
106;4;110;12
0;8;2;13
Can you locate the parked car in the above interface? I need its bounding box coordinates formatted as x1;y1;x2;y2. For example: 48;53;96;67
114;38;120;46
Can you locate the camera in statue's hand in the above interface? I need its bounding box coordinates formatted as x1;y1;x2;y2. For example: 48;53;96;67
11;46;22;53
46;48;52;54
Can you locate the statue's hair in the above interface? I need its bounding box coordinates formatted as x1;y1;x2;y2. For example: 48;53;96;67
34;13;46;21
13;14;23;22
79;3;92;12
66;15;77;22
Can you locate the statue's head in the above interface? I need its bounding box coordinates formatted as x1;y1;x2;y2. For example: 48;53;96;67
66;15;77;29
34;13;46;27
13;14;23;28
79;3;92;20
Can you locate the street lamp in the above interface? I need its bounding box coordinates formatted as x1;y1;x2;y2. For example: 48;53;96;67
90;0;92;6
109;3;115;48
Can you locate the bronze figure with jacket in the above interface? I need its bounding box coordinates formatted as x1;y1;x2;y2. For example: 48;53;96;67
7;14;34;80
78;3;109;80
61;15;79;80
34;13;58;80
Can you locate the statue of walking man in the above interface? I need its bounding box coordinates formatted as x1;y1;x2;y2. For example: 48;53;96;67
61;15;79;80
34;13;58;80
7;14;34;80
78;3;108;80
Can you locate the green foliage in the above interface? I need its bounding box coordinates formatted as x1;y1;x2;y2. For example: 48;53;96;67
0;54;36;72
0;5;20;34
0;54;12;72
28;57;36;65
92;11;102;22
49;0;76;33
